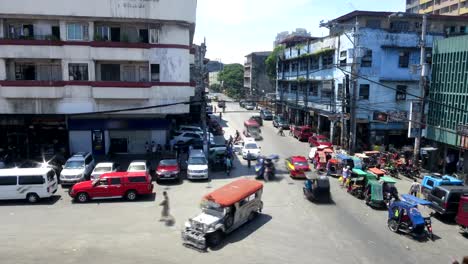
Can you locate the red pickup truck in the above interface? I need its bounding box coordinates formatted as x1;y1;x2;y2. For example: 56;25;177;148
292;126;313;142
69;172;154;203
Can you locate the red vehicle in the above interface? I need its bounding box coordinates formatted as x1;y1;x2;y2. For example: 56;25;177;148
69;172;154;203
156;159;181;183
456;196;468;235
292;126;313;142
308;135;332;147
285;156;311;178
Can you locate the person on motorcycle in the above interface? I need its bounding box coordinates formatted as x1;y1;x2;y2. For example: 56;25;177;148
235;130;240;140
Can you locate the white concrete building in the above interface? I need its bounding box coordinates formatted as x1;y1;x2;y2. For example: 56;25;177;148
0;0;197;156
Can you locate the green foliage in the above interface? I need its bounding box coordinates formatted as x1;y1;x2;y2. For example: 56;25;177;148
210;83;222;92
265;46;285;81
218;63;245;99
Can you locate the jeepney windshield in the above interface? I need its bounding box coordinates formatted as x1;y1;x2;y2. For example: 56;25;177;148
201;200;225;217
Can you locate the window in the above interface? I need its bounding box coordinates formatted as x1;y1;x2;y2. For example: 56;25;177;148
0;176;17;185
366;19;381;29
426;180;434;187
101;64;120;81
359;84;370;100
95;26;110;41
461;26;466;34
361;50;372;67
47;171;56;182
396;85;407;101
291;62;298;72
67;23;89;41
149;28;159;43
98;178;108;186
151;64;160;81
337;83;343;100
399;51;410;68
340;51;347;58
139;29;149;43
85;156;93;165
321;90;332;98
390;21;409;32
310;56;319;70
69;63;89;81
19;176;45;185
299;60;308;72
128;176;147;183
432;188;447;200
291;83;298;93
310;82;319;97
110;178;121;185
322;53;334;68
123;65;136;82
15;64;36;80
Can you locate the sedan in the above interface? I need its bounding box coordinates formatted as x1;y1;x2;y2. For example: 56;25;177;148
308;135;332;147
244;102;256;110
90;162;119;180
285;156;311;179
260;109;273;120
241;140;261;160
272;115;289;129
156;159;181;183
249;115;263;126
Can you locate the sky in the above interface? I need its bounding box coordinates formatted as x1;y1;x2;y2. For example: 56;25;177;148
194;0;405;64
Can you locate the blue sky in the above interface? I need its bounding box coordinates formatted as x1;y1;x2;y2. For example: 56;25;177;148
194;0;405;64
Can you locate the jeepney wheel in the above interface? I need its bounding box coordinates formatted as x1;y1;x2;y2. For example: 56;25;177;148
248;211;258;221
388;219;399;233
206;230;223;247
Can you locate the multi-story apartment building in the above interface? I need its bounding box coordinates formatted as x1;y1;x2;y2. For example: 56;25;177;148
427;35;468;177
0;0;197;157
276;11;468;149
406;0;468;16
244;52;274;97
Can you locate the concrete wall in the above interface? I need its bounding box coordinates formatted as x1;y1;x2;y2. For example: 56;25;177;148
0;0;196;23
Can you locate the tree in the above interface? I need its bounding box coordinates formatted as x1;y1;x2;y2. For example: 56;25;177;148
218;63;244;99
209;83;222;92
265;45;284;80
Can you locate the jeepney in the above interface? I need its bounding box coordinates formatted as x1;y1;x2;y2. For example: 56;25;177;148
182;179;264;250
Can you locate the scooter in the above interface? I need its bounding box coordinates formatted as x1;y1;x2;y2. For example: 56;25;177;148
255;155;279;181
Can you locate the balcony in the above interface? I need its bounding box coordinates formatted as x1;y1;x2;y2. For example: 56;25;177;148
419;5;434;13
419;0;433;4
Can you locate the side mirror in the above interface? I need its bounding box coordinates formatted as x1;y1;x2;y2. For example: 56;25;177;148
62;165;65;169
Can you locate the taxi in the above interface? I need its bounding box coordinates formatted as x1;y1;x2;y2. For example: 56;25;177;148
285;156;310;179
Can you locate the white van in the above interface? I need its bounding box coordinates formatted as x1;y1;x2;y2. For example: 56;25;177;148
0;168;58;203
187;149;209;180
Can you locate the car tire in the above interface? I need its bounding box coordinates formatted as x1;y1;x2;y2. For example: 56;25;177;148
206;230;223;248
26;193;39;203
76;192;89;203
126;190;137;201
388;219;399;233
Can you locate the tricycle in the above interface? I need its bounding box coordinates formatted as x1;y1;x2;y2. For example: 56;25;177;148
364;176;398;208
303;172;331;202
388;194;434;241
255;154;279;181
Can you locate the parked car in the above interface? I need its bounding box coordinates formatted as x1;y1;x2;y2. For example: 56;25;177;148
421;174;464;198
0;168;58;203
239;100;246;108
182;179;263;250
156;159;181;183
187;149;209;180
292;126;313;142
308;135;332;147
17;158;64;177
69;172;154;203
427;185;468;217
91;162;120;180
127;160;151;175
249;115;263;126
60;152;95;186
217;100;226;108
171;131;203;145
260;109;273;120
244;102;256;110
272;115;289;129
177;125;203;134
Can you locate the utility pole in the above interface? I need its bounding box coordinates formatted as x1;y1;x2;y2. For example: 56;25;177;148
342;75;350;149
414;14;428;166
349;19;360;154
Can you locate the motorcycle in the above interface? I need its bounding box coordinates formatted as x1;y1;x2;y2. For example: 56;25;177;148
255;154;279;181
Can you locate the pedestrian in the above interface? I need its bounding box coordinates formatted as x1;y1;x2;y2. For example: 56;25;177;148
225;156;232;176
247;151;252;168
277;127;284;136
145;141;150;153
341;165;350;188
159;191;170;222
409;179;421;197
214;106;217;113
219;112;222;119
151;141;156;159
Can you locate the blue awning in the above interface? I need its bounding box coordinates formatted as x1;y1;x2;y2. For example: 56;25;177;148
370;122;407;130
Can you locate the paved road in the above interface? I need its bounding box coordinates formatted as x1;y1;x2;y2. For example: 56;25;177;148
0;95;466;264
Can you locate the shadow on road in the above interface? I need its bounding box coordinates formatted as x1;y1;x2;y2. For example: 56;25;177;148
0;195;62;206
431;213;457;226
72;193;157;204
210;213;272;251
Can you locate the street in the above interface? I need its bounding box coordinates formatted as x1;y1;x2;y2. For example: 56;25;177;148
0;97;466;264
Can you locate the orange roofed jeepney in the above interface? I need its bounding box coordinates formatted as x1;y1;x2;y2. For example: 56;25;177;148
182;179;264;250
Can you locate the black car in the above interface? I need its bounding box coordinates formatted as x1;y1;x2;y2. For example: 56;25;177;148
260;109;273;120
273;115;289;129
249;115;263;126
427;185;468;217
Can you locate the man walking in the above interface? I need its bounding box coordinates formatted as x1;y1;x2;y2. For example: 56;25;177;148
247;151;252;168
159;191;170;222
409;179;421;197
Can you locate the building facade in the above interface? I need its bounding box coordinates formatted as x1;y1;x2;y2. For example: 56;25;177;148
0;0;197;158
273;28;311;48
406;0;468;16
276;11;468;150
427;35;468;177
244;52;274;98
